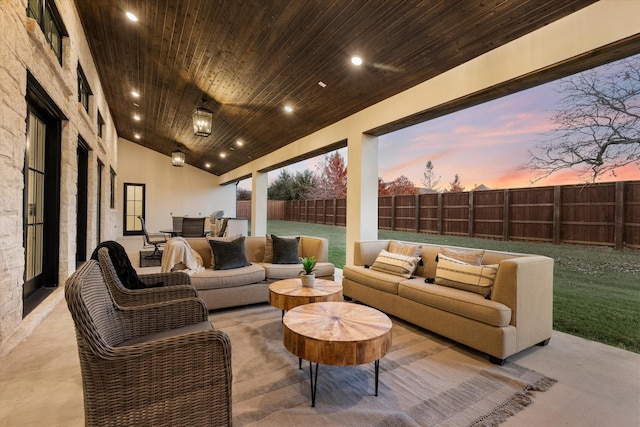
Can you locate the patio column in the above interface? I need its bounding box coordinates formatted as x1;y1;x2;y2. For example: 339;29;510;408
346;132;378;265
251;171;268;236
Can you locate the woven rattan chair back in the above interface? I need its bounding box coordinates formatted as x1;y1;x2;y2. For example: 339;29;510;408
97;247;197;306
65;260;127;353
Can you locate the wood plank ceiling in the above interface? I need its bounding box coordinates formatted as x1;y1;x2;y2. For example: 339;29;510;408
74;0;598;176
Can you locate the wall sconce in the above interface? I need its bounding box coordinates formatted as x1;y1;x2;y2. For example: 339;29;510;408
171;150;185;167
192;98;213;136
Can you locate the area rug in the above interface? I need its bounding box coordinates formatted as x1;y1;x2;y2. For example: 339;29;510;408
210;304;556;427
139;250;162;267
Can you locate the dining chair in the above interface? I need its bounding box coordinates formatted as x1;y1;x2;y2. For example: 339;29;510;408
181;217;206;237
138;215;168;258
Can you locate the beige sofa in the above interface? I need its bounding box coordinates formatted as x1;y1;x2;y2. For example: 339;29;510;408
175;236;335;310
342;240;553;364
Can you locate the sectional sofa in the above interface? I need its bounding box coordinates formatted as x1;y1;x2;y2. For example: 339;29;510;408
342;240;553;364
168;235;335;310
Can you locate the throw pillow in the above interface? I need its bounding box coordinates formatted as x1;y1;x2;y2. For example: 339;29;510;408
388;240;422;258
206;234;242;268
434;254;498;297
370;250;420;278
264;234;274;263
208;236;251;270
271;235;300;264
439;247;485;265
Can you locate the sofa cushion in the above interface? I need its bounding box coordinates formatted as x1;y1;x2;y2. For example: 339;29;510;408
439;247;485;265
271;235;300;264
398;279;511;327
261;261;335;280
389;240;422;258
435;254;497;297
370;250;419;278
209;237;251;270
190;263;266;290
118;321;213;347
342;265;402;295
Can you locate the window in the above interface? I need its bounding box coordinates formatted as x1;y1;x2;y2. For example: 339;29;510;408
109;168;116;209
77;64;92;113
123;183;145;235
97;111;104;138
27;0;66;64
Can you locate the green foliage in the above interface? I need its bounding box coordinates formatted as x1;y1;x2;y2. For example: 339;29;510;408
267;220;640;353
268;169;319;200
299;256;318;275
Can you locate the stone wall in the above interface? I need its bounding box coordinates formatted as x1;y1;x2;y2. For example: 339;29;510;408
0;0;118;358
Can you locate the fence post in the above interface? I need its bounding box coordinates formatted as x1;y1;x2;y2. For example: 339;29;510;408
615;181;625;249
414;194;420;232
553;186;562;245
503;189;510;241
391;196;396;231
438;193;444;235
468;191;474;238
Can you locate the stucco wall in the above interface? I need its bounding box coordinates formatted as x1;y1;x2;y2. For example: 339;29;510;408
117;138;237;233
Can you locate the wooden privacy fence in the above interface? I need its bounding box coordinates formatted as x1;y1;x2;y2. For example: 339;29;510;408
237;180;640;249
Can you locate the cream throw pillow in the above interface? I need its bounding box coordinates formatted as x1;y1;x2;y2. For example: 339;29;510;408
388;240;422;258
370;250;420;278
440;247;484;265
435;254;498;297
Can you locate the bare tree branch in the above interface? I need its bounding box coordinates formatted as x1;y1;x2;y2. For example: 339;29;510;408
526;55;640;182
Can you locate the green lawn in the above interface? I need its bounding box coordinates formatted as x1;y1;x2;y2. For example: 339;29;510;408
267;220;640;353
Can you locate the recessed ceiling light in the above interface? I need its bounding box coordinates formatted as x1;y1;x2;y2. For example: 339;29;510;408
284;105;293;113
133;114;141;121
351;56;363;66
236;139;244;146
205;163;211;168
220;152;226;158
131;90;140;98
318;81;327;88
133;133;141;139
125;11;138;22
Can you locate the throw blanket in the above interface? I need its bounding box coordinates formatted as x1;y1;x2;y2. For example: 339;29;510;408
161;237;205;275
90;240;149;289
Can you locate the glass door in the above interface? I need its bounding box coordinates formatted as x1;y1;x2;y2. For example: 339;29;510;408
24;113;46;299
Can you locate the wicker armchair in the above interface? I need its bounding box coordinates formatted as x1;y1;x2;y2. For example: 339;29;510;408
97;247;199;307
65;260;232;427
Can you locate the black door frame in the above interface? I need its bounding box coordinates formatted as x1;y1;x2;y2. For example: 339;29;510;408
23;72;66;316
76;137;89;266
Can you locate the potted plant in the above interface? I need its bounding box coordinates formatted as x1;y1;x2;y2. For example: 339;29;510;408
299;256;317;287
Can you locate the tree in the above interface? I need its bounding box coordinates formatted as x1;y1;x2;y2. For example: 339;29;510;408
378;177;390;196
387;175;420;195
446;173;464;192
237;187;252;200
291;170;318;200
527;55;640;182
422;160;441;191
312;152;347;199
268;170;295;200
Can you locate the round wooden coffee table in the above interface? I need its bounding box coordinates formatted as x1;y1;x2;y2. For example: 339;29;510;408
283;302;393;406
268;278;343;317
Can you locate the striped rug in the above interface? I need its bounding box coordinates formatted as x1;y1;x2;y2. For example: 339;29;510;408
210;303;555;427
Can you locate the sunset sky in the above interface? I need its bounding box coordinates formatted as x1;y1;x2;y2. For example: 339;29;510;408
240;56;639;192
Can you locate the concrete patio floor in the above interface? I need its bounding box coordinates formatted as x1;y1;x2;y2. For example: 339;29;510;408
1;238;638;426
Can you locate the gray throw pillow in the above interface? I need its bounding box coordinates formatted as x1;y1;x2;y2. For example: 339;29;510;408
271;235;300;264
208;236;251;270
